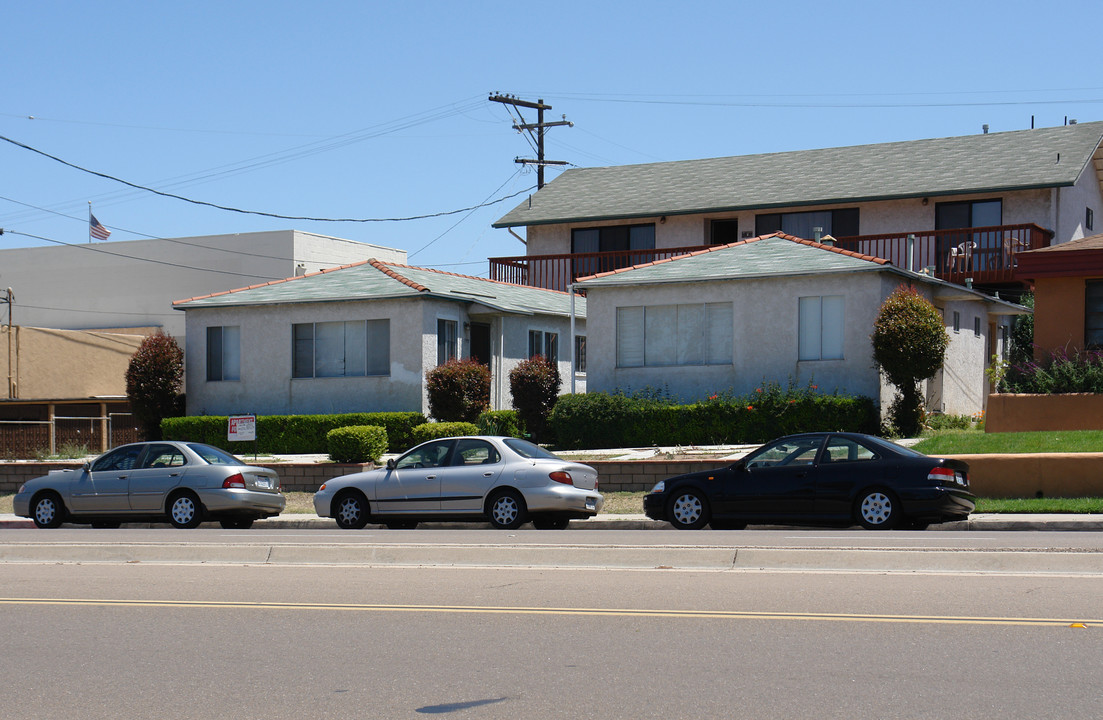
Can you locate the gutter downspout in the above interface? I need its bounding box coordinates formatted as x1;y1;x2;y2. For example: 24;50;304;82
569;285;576;394
498;318;505;410
508;227;526;246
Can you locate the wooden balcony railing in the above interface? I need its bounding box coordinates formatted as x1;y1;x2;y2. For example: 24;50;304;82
833;223;1052;285
489;245;715;291
488;223;1052;290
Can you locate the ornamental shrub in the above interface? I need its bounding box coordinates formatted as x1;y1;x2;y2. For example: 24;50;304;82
410;421;480;445
871;285;949;437
326;425;389;463
161;412;426;454
476;410;523;438
425;358;491;423
509;355;561;441
1001;346;1103;393
126;330;184;441
1008;292;1035;365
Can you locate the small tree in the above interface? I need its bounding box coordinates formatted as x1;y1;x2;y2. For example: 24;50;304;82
509;355;561;441
425;358;491;422
871;285;949;436
1009;292;1034;365
125;330;184;440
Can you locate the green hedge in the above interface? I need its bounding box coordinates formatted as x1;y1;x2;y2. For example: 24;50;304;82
548;385;879;450
161;412;427;454
476;410;524;438
410;422;480;445
326;425;389;463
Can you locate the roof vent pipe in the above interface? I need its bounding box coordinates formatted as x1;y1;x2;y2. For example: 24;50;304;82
813;226;823;242
982;124;989;134
907;234;915;272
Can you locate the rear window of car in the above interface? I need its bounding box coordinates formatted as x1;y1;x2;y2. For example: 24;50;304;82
503;438;561;461
186;443;246;466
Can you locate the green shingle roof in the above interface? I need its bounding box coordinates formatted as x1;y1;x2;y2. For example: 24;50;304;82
573;233;891;288
174;260;585;318
494;121;1103;228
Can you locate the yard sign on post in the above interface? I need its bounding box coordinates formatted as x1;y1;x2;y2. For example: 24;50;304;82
228;414;257;459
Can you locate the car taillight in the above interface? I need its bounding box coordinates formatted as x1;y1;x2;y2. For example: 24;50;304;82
222;473;246;489
928;467;962;486
549;471;574;486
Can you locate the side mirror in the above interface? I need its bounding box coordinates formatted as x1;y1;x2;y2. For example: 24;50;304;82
730;461;747;472
82;461;91;472
386;458;396;471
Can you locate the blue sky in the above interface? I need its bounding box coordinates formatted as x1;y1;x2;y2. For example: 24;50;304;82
4;0;1102;279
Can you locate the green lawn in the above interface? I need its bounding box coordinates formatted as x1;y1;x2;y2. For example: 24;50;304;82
912;429;1103;455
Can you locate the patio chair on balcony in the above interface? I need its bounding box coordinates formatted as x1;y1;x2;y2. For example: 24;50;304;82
944;241;977;273
1001;236;1030;269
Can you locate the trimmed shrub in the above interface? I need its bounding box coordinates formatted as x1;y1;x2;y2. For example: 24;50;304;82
426;358;491;422
509;356;561;441
476;410;523;438
410;422;480;445
161;412;426;454
548;383;878;450
126;331;184;441
326;425;388;463
1001;346;1103;394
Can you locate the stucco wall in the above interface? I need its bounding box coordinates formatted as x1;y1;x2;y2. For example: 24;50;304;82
0;326;145;400
1031;276;1087;359
0;230;405;339
1057;166;1103;243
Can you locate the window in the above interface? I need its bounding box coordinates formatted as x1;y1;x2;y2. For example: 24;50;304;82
1085;281;1103;346
798;296;845;361
744;436;823;468
935;199;1002;230
1088;208;1095;232
574;335;587;373
293;320;389;378
974;317;981;337
206;326;240;381
437;319;457;366
571;224;656;277
755;209;859;239
1001;325;1010;359
710;219;739;245
451;438;500;466
529;330;559;364
822;437;878;463
396;440;453;469
616;302;733;368
936;199;1003;269
952;311;961;333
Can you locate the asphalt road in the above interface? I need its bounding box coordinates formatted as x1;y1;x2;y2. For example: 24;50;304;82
3;563;1101;719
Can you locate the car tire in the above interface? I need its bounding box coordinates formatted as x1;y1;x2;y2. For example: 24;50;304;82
487;489;528;530
667;488;710;530
333;490;370;530
384;520;419;530
219;518;255;530
532;515;570;530
167;491;204;529
855;488;901;530
31;491;66;529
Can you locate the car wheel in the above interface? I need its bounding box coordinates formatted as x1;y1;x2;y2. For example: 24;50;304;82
667;488;710;530
709;519;747;530
384;520;419;530
333;490;370;530
532;516;570;530
91;520;122;529
167;491;204;529
219;518;255;530
32;492;65;529
487;489;528;530
855;488;901;530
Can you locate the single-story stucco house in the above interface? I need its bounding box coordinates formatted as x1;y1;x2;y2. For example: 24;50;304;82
571;233;1029;417
174;259;585;418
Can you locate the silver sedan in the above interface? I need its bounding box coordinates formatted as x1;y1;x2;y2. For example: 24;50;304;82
13;441;285;529
314;436;603;530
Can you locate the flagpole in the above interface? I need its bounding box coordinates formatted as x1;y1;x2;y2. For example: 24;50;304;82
88;202;92;243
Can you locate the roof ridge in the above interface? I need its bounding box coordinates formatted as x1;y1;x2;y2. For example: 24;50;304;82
368;259;429;292
374;260;573;295
173;258;374;306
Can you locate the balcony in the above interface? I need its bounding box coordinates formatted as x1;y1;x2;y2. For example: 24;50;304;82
488;224;1052;291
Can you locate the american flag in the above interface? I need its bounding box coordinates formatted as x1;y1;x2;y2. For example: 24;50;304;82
90;214;111;240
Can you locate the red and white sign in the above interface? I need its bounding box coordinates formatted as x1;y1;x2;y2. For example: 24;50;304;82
228;415;256;442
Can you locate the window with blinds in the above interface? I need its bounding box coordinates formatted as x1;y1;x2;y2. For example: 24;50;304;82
616;302;733;367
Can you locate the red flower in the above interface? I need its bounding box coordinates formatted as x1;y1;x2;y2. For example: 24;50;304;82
746;405;754;410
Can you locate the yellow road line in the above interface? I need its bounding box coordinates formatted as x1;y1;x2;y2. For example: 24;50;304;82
0;597;1095;627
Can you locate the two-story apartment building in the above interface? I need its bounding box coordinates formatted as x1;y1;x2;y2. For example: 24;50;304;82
491;121;1103;295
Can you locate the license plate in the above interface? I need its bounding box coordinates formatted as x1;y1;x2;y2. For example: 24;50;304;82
255;478;273;489
585;498;597;511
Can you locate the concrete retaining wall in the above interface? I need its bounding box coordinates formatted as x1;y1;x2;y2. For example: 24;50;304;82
4;454;1101;499
986;393;1103;433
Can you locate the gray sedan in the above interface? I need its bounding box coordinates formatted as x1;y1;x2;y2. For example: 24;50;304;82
13;441;285;529
314;436;603;530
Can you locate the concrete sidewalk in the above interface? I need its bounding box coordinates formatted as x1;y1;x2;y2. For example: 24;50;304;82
2;512;1103;531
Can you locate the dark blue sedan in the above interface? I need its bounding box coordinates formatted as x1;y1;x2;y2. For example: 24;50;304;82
643;432;974;530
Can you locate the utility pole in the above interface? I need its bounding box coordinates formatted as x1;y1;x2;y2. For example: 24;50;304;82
488;93;572;189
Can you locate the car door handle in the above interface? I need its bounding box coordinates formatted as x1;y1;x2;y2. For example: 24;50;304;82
169;472;180;477
483;472;494;477
425;475;436;480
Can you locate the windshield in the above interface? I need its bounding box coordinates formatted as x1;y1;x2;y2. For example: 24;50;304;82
503;438;561;461
186;443;246;466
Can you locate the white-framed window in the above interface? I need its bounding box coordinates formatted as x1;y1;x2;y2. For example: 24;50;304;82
437;319;457;366
952;311;961;334
574;335;587;374
974;317;981;337
528;330;559;364
616;302;733;368
206;326;240;382
798;296;845;361
292;320;389;378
